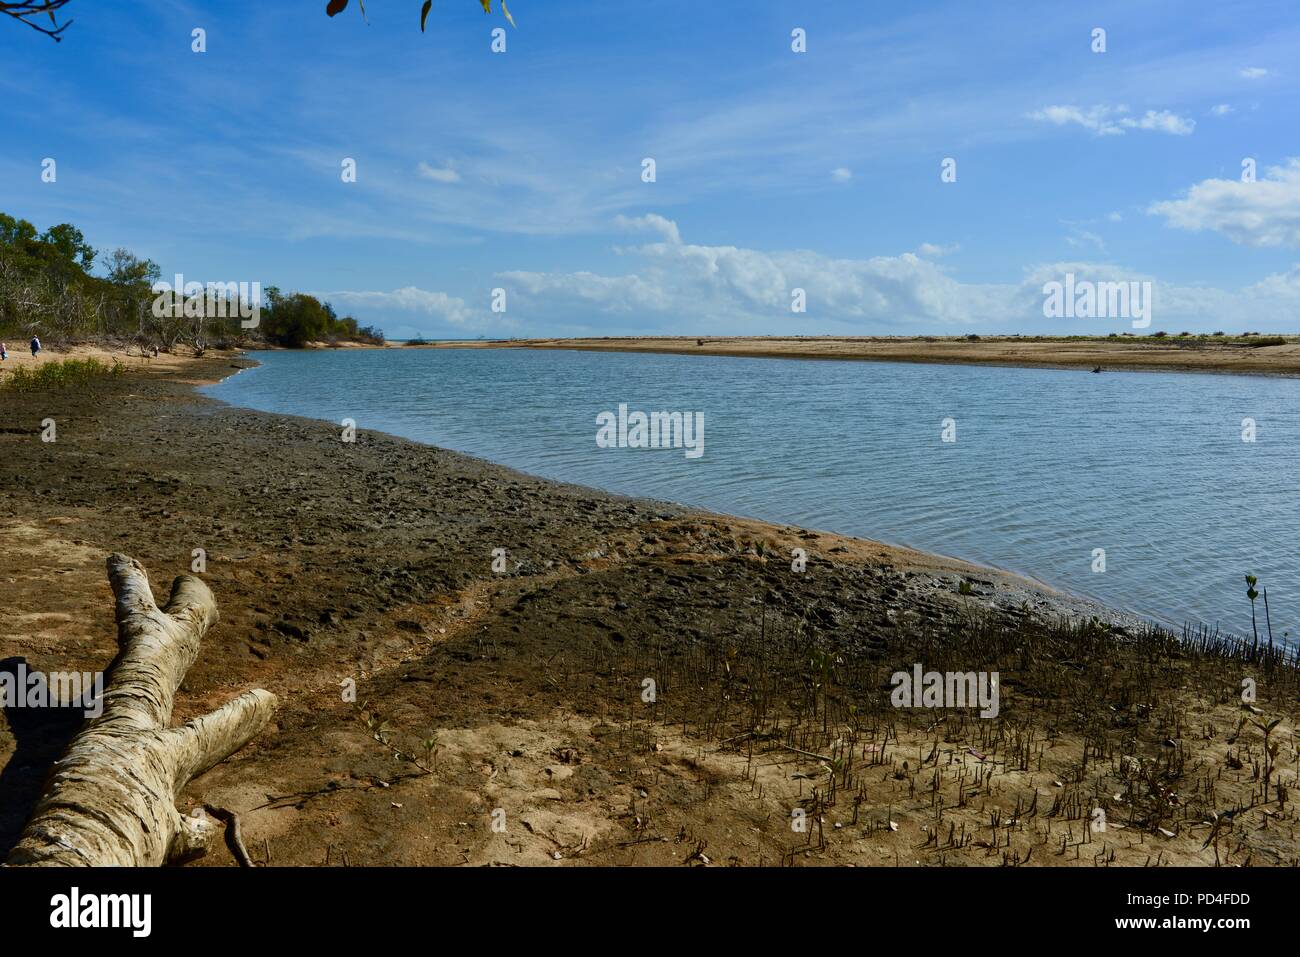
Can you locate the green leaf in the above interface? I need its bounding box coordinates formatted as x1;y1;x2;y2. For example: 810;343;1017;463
502;0;516;27
326;0;349;17
421;0;433;31
480;0;491;12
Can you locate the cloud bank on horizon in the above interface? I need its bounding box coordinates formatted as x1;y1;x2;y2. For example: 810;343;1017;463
1;0;1297;338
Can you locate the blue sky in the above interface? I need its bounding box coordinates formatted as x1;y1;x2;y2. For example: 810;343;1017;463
1;0;1298;338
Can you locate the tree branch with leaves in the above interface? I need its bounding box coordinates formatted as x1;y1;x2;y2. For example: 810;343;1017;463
3;0;520;41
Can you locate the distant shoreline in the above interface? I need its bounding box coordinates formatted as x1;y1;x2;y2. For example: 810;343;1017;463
13;334;1299;380
414;334;1300;377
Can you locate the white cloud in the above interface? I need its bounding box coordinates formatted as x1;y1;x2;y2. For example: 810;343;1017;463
1148;158;1300;247
1018;261;1296;329
613;213;681;245
1129;109;1195;135
1028;104;1194;136
1029;105;1125;136
504;217;1013;328
1209;103;1233;116
1244;263;1300;300
493;216;1300;334
502;269;676;314
1239;67;1270;79
831;167;853;182
1106;211;1123;222
916;242;958;257
1065;230;1106;252
417;161;462;183
316;286;478;325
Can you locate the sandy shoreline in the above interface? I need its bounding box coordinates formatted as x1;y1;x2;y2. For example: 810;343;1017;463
15;334;1297;381
2;351;1296;866
423;335;1300;376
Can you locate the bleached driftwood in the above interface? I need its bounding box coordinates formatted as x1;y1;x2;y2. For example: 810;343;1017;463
5;554;277;867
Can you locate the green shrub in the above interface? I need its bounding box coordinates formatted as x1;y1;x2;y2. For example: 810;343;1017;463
1;356;124;391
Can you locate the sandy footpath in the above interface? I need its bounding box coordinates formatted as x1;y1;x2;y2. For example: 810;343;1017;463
1;350;1296;867
427;335;1300;376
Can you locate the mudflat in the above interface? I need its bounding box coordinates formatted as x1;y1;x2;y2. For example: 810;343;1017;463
428;335;1300;376
1;353;1295;866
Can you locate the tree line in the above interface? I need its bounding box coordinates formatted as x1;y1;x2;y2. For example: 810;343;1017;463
0;212;383;352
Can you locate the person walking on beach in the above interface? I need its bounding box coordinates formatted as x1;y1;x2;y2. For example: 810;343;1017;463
29;336;41;358
0;342;7;361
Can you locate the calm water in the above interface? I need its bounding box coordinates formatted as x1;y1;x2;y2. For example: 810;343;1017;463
204;348;1300;640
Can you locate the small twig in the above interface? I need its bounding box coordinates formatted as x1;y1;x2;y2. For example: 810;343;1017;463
203;804;254;868
721;730;755;745
1263;587;1274;645
618;834;666;847
251;775;417;811
782;745;833;763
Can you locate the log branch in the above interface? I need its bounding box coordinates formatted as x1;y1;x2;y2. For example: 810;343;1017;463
5;554;277;866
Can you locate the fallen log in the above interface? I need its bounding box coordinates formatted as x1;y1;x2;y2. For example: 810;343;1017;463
5;553;277;867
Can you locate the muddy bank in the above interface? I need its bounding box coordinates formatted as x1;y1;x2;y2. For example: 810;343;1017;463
1;356;1296;867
